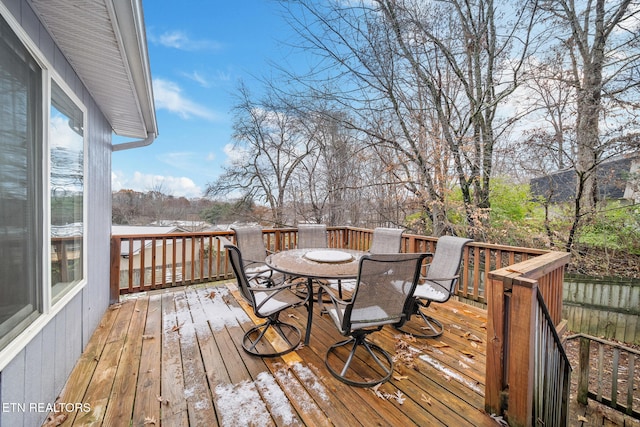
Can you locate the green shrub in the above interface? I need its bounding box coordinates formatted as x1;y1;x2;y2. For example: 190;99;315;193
578;202;640;254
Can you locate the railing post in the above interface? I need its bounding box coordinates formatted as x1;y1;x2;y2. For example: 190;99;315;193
577;337;590;405
110;236;121;304
506;277;537;427
274;228;282;252
485;276;507;416
485;251;570;427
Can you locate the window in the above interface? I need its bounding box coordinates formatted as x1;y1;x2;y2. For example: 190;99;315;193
0;14;43;351
0;13;86;353
50;81;84;301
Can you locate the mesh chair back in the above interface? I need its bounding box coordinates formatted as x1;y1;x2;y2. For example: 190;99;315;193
348;253;427;329
231;225;267;263
369;227;404;254
297;224;328;248
224;243;255;308
426;236;473;293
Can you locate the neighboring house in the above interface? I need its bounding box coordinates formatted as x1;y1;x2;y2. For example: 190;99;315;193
0;1;157;425
530;155;640;204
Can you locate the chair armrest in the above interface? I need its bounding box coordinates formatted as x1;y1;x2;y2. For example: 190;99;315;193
317;283;350;314
252;279;311;311
250;280;300;293
420;274;459;282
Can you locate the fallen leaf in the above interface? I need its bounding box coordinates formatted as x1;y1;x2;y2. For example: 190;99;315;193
157;395;169;405
577;415;588;422
370;383;386;400
458;361;470;369
490;413;508;426
394;391;405;404
142;335;154;340
170;323;184;333
144;416;157;425
43;412;68;427
288;313;299;320
463;332;483;343
462;351;475;358
432;341;450;348
420;394;432;406
393;374;408;381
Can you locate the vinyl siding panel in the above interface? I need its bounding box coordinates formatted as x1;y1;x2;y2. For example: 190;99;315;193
0;0;113;424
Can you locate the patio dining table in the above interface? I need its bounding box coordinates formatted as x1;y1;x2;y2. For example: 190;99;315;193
265;248;366;343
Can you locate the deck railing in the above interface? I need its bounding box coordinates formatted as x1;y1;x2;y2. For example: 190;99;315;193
109;226;548;304
567;333;640;419
533;288;571;426
109;226;569;426
485;251;571;427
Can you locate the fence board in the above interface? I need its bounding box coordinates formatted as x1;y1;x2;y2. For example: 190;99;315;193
563;276;640;344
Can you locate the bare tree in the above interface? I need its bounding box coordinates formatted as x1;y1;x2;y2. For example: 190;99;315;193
278;0;541;236
291;111;363;225
539;0;640;250
205;83;317;226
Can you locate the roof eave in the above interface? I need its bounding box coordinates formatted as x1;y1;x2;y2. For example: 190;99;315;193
29;0;157;147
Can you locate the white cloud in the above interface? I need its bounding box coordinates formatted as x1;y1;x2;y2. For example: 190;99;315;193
153;78;218;120
151;30;223;51
223;143;249;164
184;71;211;88
112;170;202;198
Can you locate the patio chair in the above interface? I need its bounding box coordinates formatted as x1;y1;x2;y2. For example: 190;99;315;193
327;227;405;299
368;227;404;254
297;223;328;248
231;225;275;286
318;252;428;387
223;239;312;357
398;236;473;338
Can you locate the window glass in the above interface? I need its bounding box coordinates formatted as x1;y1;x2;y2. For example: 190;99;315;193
0;14;43;351
50;81;84;300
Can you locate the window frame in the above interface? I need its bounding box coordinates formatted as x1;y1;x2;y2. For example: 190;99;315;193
47;76;88;306
0;4;89;371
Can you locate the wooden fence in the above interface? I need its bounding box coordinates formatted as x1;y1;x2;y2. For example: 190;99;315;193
564;276;640;344
568;333;639;419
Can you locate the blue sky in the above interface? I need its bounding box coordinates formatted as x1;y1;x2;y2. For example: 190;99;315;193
112;1;302;199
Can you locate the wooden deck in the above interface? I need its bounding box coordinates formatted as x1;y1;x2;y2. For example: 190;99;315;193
44;281;499;426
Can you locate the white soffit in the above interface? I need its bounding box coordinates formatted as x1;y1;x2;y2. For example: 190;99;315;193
29;0;157;140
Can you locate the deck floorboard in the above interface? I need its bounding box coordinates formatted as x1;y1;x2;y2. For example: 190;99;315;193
47;282;500;426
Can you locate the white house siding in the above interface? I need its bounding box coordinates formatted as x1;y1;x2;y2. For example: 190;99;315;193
0;0;112;425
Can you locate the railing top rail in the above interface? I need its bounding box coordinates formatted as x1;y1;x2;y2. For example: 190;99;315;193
111;226;551;257
111;230;234;239
567;333;640;356
489;251;570;281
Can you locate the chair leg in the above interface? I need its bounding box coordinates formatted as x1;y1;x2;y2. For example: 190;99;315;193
325;332;393;387
395;301;445;338
242;315;302;357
